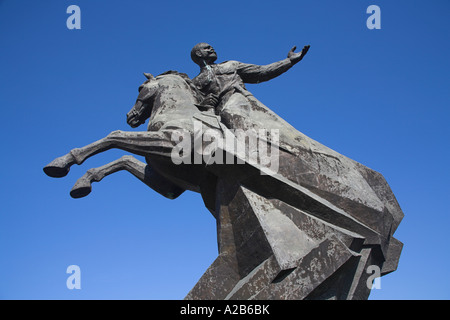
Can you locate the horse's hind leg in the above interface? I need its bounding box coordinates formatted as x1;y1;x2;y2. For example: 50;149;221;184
70;155;184;199
44;130;178;178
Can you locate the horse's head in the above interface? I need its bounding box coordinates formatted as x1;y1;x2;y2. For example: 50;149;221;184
126;73;159;128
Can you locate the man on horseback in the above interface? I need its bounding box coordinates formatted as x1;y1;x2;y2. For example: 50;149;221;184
43;42;312;196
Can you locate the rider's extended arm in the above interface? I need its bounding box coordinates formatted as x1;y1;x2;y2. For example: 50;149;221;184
237;59;293;84
237;45;310;84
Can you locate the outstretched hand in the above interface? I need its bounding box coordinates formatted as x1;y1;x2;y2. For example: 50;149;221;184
288;45;310;64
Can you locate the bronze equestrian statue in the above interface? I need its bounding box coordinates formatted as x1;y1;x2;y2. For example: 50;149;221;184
44;43;403;299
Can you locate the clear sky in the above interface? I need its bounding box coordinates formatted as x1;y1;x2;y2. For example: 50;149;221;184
0;0;449;300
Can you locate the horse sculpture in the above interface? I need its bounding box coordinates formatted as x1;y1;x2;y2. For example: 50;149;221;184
44;71;403;300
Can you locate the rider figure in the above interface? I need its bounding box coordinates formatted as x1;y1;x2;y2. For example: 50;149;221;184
191;42;310;129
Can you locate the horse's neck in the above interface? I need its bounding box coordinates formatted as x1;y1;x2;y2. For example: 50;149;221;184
147;75;201;130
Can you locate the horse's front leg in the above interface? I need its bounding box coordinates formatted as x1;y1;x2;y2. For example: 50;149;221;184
69;155;144;198
69;155;184;199
43;130;177;178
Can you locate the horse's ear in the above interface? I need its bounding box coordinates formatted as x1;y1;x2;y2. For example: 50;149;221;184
143;73;153;80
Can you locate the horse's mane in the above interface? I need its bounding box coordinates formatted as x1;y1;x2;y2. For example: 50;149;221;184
157;70;191;81
139;70;193;93
156;70;203;100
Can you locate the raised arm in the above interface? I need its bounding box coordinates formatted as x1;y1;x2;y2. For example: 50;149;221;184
237;45;310;84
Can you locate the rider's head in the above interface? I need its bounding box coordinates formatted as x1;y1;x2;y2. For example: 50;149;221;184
191;42;217;67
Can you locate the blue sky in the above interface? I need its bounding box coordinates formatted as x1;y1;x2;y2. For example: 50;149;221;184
0;0;449;300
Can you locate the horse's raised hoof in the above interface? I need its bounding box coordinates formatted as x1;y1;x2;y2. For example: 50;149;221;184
43;164;70;178
70;185;92;199
43;154;75;178
70;172;94;198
